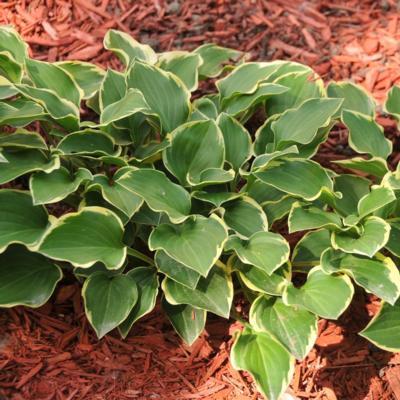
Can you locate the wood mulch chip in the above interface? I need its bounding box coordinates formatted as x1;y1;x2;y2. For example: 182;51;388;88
0;1;400;399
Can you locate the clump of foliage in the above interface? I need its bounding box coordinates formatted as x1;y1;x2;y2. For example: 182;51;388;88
0;25;400;400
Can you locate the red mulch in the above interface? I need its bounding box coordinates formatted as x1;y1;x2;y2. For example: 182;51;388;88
1;1;400;399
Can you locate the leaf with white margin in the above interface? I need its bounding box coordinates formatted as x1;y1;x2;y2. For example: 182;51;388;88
384;85;400;126
83;272;138;338
191;190;243;208
163;120;225;186
118;168;191;223
0;26;28;63
222;197;268;238
99;69;126;110
327;81;376;117
386;222;400;257
289;203;342;233
0;52;23;83
30;167;92;205
127;61;190;132
104;29;157;67
155;250;201;290
255;159;335;201
0;245;62;307
231;327;295;400
272;97;342;149
250;296;318;360
187;167;234;186
333;157;388;178
0;129;47;150
263;196;297;225
0;149;59;184
360;300;400;352
158;51;203;91
0;190;49;252
149;215;227;276
357;186;396;219
162;298;206;345
162;266;233;318
332;216;390;257
0;98;45;127
39;207;126;270
119;267;159;338
321;248;400;305
283;266;354;319
342;110;392;159
251;146;299;172
225;231;290;275
216;113;252;170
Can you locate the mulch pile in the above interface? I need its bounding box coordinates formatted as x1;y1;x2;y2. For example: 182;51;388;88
1;1;400;399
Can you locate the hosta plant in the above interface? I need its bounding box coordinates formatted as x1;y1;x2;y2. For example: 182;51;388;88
1;25;400;399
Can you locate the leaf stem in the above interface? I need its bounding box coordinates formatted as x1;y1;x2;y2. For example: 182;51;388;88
126;247;155;266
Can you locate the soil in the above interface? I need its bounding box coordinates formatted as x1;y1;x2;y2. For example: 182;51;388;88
0;1;400;399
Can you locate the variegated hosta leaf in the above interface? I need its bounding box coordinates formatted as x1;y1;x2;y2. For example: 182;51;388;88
0;52;23;83
118;168;191;223
162;267;233;318
225;231;290;275
255;159;335;201
332;216;390;257
321;248;400;305
99;69;126;110
231;327;295;400
0;26;28;64
357;186;396;219
327;81;375;117
333;157;389;178
104;29;157;67
127;61;190;132
149;215;227;277
222;197;268;238
360;300;400;352
191;97;219;120
163;120;226;186
288;203;342;233
30;167;92;205
83;272;138;338
250;296;318;360
384;85;400;126
263;196;297;225
0;245;62;307
0;190;48;252
191;190;243;208
0;129;47;150
342;110;392;159
0;98;45;126
272;97;342;149
119;267;159;338
283;266;354;319
251;146;299;172
386;222;400;257
162;298;206;345
39;207;127;270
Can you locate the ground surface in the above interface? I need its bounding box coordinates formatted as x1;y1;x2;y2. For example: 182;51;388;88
1;1;400;399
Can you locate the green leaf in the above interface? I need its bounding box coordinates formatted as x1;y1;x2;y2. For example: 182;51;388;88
255;159;334;201
360;300;400;352
0;190;48;252
158;51;202;91
118;168;191;223
0;98;45;126
162;267;233;318
321;248;400;305
25;58;82;106
327;81;375;116
333;157;388;178
251;146;299;172
163;120;225;186
216;113;251;170
386;222;400;257
191;190;243;208
288;203;342;233
194;43;243;78
250;296;318;360
263;196;298;225
0;51;23;83
149;215;227;277
0;129;47;150
222;197;268;238
332;216;390;257
30;167;92;205
83;272;138;338
0;26;28;64
155;250;201;289
119;267;159;338
225;231;290;275
187;167;234;186
283;266;354;319
385;85;400;125
0;245;62;307
127;61;190;132
245;179;286;204
162;299;206;345
104;29;157;67
231;327;295;400
342;110;392;159
57;129;115;156
56;61;105;99
39;207;126;270
99;69;126;110
357;186;396;218
272;98;342;149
